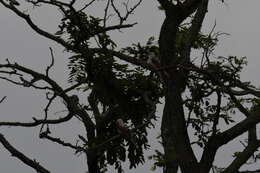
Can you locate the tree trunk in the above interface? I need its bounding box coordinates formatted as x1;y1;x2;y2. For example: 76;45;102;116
86;151;100;173
159;14;198;173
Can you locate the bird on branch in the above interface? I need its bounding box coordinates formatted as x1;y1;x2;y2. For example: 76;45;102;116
115;119;138;148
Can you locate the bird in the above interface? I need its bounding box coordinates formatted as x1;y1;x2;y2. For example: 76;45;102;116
147;52;170;79
115;119;138;148
116;118;130;138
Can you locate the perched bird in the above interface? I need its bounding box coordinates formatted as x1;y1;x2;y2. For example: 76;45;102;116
116;118;130;138
115;118;138;148
9;0;20;6
147;52;161;70
147;52;170;79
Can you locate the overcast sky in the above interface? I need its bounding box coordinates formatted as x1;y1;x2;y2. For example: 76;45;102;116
1;0;260;173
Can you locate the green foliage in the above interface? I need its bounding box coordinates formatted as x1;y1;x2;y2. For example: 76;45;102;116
55;9;116;49
57;5;253;172
176;25;218;52
57;9;163;172
148;150;165;171
68;51;162;171
250;97;260;112
184;55;248;147
121;36;159;62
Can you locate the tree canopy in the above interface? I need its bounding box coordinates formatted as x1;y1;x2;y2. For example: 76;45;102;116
1;0;260;173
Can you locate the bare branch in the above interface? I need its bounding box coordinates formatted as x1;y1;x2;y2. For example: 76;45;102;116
40;132;87;153
46;47;55;77
223;141;260;173
0;133;50;173
0;113;73;127
0;75;52;90
40;93;56;132
0;0;74;50
216;108;260;147
229;93;250;117
111;0;142;24
103;0;110;27
123;0;142;22
0;76;23;85
94;23;137;34
111;0;123;23
228;93;257;143
0;63;65;96
0;96;7;104
0;62;95;135
27;0;70;8
0;68;22;75
79;0;96;11
69;0;76;6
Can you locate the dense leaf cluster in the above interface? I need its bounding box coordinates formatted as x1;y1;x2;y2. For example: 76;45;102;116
58;9;258;170
56;9;163;172
2;0;260;173
185;54;248;147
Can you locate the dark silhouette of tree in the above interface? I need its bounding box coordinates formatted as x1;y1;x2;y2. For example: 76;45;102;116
1;0;260;173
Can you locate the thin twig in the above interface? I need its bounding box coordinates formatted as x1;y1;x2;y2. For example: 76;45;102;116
0;96;7;104
46;47;55;77
79;0;96;11
0;113;73;127
40;133;87;153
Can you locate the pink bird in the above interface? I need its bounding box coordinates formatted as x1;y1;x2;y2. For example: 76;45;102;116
116;118;130;138
147;53;170;79
115;119;138;148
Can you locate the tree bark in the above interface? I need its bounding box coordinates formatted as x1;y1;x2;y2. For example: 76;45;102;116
159;13;198;173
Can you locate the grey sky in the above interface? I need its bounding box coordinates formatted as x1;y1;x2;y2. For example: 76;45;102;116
1;0;260;173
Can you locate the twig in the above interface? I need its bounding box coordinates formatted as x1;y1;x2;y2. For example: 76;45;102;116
40;133;87;153
0;96;7;104
40;93;57;132
103;0;110;27
0;0;74;51
46;47;55;77
0;113;73;127
79;0;96;11
111;0;142;24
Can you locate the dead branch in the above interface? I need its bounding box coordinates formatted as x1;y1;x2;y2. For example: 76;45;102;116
111;0;143;24
0;133;50;173
46;47;55;77
0;0;74;50
39;132;87;154
0;96;7;104
0;113;73;127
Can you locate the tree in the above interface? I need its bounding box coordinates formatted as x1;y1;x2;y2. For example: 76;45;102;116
1;0;260;173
